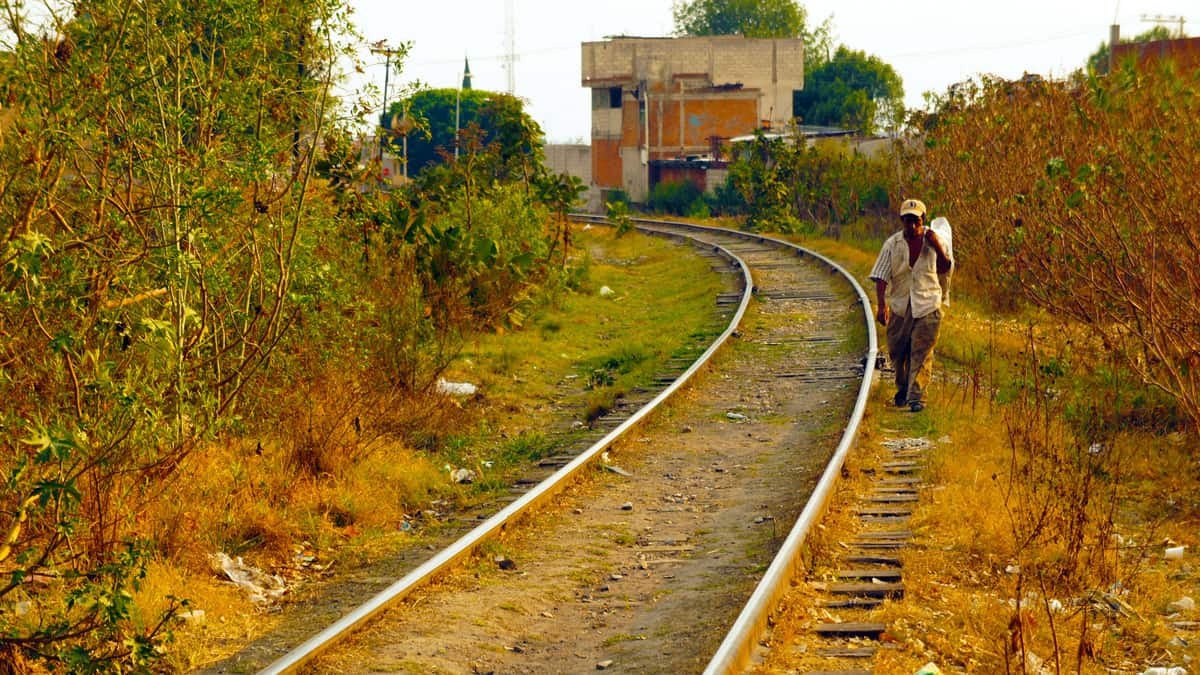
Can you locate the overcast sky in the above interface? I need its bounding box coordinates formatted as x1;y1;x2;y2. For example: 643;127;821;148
345;1;1194;142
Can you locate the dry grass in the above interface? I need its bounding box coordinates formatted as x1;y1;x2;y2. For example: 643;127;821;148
755;235;1200;674
121;223;729;668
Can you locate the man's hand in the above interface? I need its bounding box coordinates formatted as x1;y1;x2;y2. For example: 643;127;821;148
923;228;941;249
876;304;890;326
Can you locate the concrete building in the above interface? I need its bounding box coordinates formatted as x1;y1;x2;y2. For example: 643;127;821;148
1112;34;1200;71
581;36;804;205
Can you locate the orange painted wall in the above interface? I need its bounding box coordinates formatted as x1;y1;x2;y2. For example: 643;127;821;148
655;97;757;151
592;138;623;188
592;90;760;189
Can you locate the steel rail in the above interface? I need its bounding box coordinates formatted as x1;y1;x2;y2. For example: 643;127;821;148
259;221;754;674
554;215;880;673
634;218;880;675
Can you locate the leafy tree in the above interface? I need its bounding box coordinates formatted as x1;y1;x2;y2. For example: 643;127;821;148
672;0;833;66
394;88;544;180
0;0;354;666
673;0;805;38
794;46;903;134
1086;25;1175;74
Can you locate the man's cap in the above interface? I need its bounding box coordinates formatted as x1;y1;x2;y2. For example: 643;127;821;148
900;199;926;218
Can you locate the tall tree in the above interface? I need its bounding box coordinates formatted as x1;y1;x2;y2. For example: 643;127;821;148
793;46;903;135
394;88;544;180
673;0;805;38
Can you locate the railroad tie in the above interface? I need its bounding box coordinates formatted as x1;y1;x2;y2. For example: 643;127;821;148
804;436;933;674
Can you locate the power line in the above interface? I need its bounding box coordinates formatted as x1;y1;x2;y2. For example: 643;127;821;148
1140;14;1187;38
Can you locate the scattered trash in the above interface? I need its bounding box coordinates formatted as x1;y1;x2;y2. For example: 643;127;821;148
1088;442;1105;455
435;378;478;396
445;465;477;484
599;285;615;297
1165;545;1186;560
210;552;286;606
177;609;206;624
914;663;942;675
881;437;931;450
602;464;632;477
725;412;748;421
1086;589;1139;619
1140;667;1187;675
1005;564;1021;575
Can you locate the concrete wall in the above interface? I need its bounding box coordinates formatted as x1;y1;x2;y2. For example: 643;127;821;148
583;36;804;200
582;36;804;127
544;144;591;185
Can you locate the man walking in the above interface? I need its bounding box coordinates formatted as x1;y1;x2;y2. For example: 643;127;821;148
869;199;953;412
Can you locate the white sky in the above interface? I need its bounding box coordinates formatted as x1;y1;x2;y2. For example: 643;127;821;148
346;1;1194;142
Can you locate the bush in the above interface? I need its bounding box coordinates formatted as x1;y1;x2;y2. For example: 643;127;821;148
912;64;1200;430
647;180;705;216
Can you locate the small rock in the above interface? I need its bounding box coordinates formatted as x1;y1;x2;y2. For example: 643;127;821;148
680;425;694;433
1168;596;1195;613
599;286;615;297
597;660;614;670
610;573;623;581
726;412;748;421
541;611;554;618
495;556;517;571
620;502;634;511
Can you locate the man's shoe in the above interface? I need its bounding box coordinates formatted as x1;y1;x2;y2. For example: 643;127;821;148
894;391;907;407
909;402;925;413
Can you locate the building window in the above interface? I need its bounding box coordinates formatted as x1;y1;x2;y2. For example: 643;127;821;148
609;87;622;109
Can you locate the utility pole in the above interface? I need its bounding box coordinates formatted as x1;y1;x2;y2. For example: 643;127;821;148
369;41;404;170
504;0;517;94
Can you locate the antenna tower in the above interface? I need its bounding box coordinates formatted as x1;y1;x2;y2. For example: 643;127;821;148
1140;13;1187;38
504;0;517;94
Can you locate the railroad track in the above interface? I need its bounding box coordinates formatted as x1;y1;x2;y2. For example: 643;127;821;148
249;216;878;674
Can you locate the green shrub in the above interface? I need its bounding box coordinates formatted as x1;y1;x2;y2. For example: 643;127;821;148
647;180;704;216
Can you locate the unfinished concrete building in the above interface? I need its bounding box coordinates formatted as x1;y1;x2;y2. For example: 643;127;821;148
581;35;804;204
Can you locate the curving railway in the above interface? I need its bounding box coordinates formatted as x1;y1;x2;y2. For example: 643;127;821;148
248;217;879;674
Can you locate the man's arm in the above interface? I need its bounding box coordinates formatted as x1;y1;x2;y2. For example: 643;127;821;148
924;230;953;274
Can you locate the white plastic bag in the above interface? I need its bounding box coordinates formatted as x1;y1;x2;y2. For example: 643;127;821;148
930;216;954;306
210;552;287;605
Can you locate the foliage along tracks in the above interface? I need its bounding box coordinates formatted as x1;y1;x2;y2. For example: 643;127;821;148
254;217;877;673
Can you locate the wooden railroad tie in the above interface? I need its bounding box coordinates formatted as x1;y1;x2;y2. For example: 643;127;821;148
827;582;904;599
836;568;902;582
813;622;887;639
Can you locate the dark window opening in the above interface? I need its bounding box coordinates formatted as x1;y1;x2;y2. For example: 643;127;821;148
608;87;622;108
